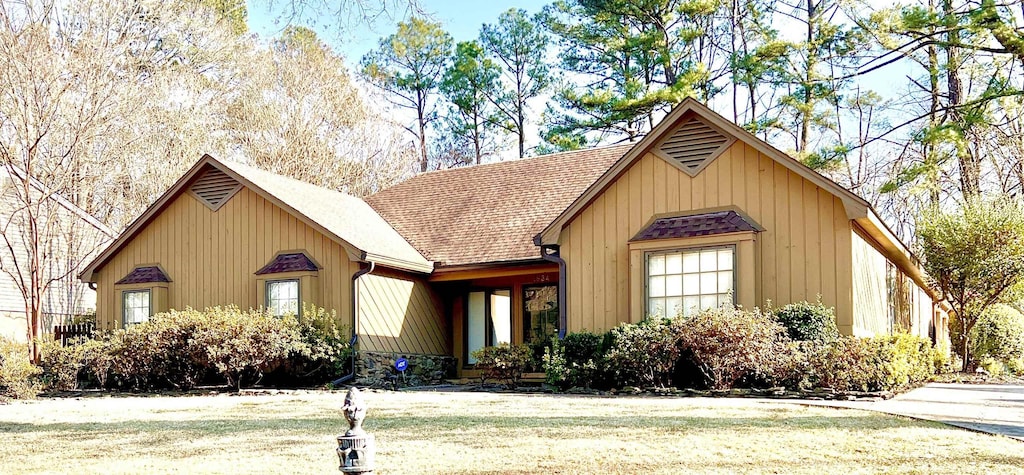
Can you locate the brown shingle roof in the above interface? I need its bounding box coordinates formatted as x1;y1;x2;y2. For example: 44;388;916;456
365;144;632;267
116;266;171;285
631;210;759;241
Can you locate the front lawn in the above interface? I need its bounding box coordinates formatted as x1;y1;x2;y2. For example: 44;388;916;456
1;390;1021;474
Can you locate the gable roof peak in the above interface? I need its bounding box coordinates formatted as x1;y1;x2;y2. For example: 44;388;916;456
80;154;431;282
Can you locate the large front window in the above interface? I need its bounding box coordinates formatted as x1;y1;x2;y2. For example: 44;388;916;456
523;285;558;345
647;246;735;318
122;290;152;326
266;280;299;316
466;289;512;364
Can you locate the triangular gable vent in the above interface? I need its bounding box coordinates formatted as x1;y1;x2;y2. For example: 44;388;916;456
654;117;735;176
188;166;241;211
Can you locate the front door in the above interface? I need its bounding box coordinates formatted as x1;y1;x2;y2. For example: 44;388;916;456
465;288;512;364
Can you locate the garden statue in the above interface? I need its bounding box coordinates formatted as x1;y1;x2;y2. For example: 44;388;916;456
337;388;375;473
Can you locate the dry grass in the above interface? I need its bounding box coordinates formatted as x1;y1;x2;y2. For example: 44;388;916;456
1;390;1022;474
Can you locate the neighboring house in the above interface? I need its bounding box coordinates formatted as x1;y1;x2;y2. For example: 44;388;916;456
0;169;115;342
79;99;949;378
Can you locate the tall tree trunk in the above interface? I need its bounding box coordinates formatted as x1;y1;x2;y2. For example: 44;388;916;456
800;0;818;153
517;97;526;159
927;20;941;205
943;0;980;199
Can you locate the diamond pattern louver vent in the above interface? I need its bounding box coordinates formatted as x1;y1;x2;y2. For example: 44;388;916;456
189;167;240;211
657;118;730;174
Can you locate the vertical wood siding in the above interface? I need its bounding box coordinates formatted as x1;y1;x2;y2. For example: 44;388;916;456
94;187;360;329
357;272;450;355
851;231;890;336
852;230;937;338
560;142;855;333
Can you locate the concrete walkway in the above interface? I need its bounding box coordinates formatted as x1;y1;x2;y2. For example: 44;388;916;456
802;383;1024;441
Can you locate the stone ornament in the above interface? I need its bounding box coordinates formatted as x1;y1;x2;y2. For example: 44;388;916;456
342;387;368;435
337;388;375;473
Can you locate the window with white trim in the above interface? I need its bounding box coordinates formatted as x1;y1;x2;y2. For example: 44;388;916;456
122;290;152;326
266;280;299;317
647;246;735;318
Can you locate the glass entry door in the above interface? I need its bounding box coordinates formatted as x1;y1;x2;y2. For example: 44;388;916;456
466;289;512;364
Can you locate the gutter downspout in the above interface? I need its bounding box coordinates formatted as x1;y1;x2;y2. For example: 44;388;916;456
332;261;375;386
539;244;568;339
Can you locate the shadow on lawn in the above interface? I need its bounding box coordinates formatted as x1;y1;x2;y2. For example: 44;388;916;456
0;412;938;437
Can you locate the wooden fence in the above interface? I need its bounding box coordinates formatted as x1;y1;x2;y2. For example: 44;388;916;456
53;323;95;345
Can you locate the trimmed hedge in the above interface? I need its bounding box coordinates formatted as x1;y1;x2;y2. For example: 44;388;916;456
543;331;612;390
547;307;942;393
471;343;531;388
37;305;352;391
676;306;795;390
774;300;839;343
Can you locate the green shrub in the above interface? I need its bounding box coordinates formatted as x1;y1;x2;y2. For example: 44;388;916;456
1007;357;1024;376
970;304;1024;365
808;334;936;392
109;308;209;390
675;307;795;390
0;337;41;400
606;318;679;388
543;331;612;390
192;306;300;390
774;300;839;343
806;337;882;392
279;304;353;383
875;333;936;391
472;343;532;388
38;338;86;391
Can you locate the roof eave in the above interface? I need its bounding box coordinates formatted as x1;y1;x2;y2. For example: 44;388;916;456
853;211;942;301
363;252;434;274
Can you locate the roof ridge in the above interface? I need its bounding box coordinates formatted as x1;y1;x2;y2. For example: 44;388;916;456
369;142;634;197
216;158;361;200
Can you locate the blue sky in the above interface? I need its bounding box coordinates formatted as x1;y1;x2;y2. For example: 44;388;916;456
246;0;551;64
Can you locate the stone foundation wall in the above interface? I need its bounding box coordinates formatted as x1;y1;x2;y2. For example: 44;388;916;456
356;351;457;388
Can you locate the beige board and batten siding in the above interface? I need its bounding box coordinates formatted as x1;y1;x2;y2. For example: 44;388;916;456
93;186;360;329
559;140;857;334
357;271;450;355
851;230;891;336
851;227;937;338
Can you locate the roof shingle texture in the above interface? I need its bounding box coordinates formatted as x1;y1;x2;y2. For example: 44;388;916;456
214;160;431;271
365;144;632;267
255;253;319;275
632;210;758;241
116;266;171;285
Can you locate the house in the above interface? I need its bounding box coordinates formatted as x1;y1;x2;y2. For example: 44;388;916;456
79;99;948;380
0;168;115;342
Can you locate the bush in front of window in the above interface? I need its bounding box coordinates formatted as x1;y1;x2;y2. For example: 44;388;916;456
109;308;211;390
39;305;353;392
674;307;796;390
542;331;614;390
193;306;299;390
267;304;353;385
471;343;532;388
605;318;680;388
773;300;839;344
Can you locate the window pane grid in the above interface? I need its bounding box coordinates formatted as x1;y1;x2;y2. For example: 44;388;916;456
647;246;735;318
267;280;299;317
123;290;151;326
